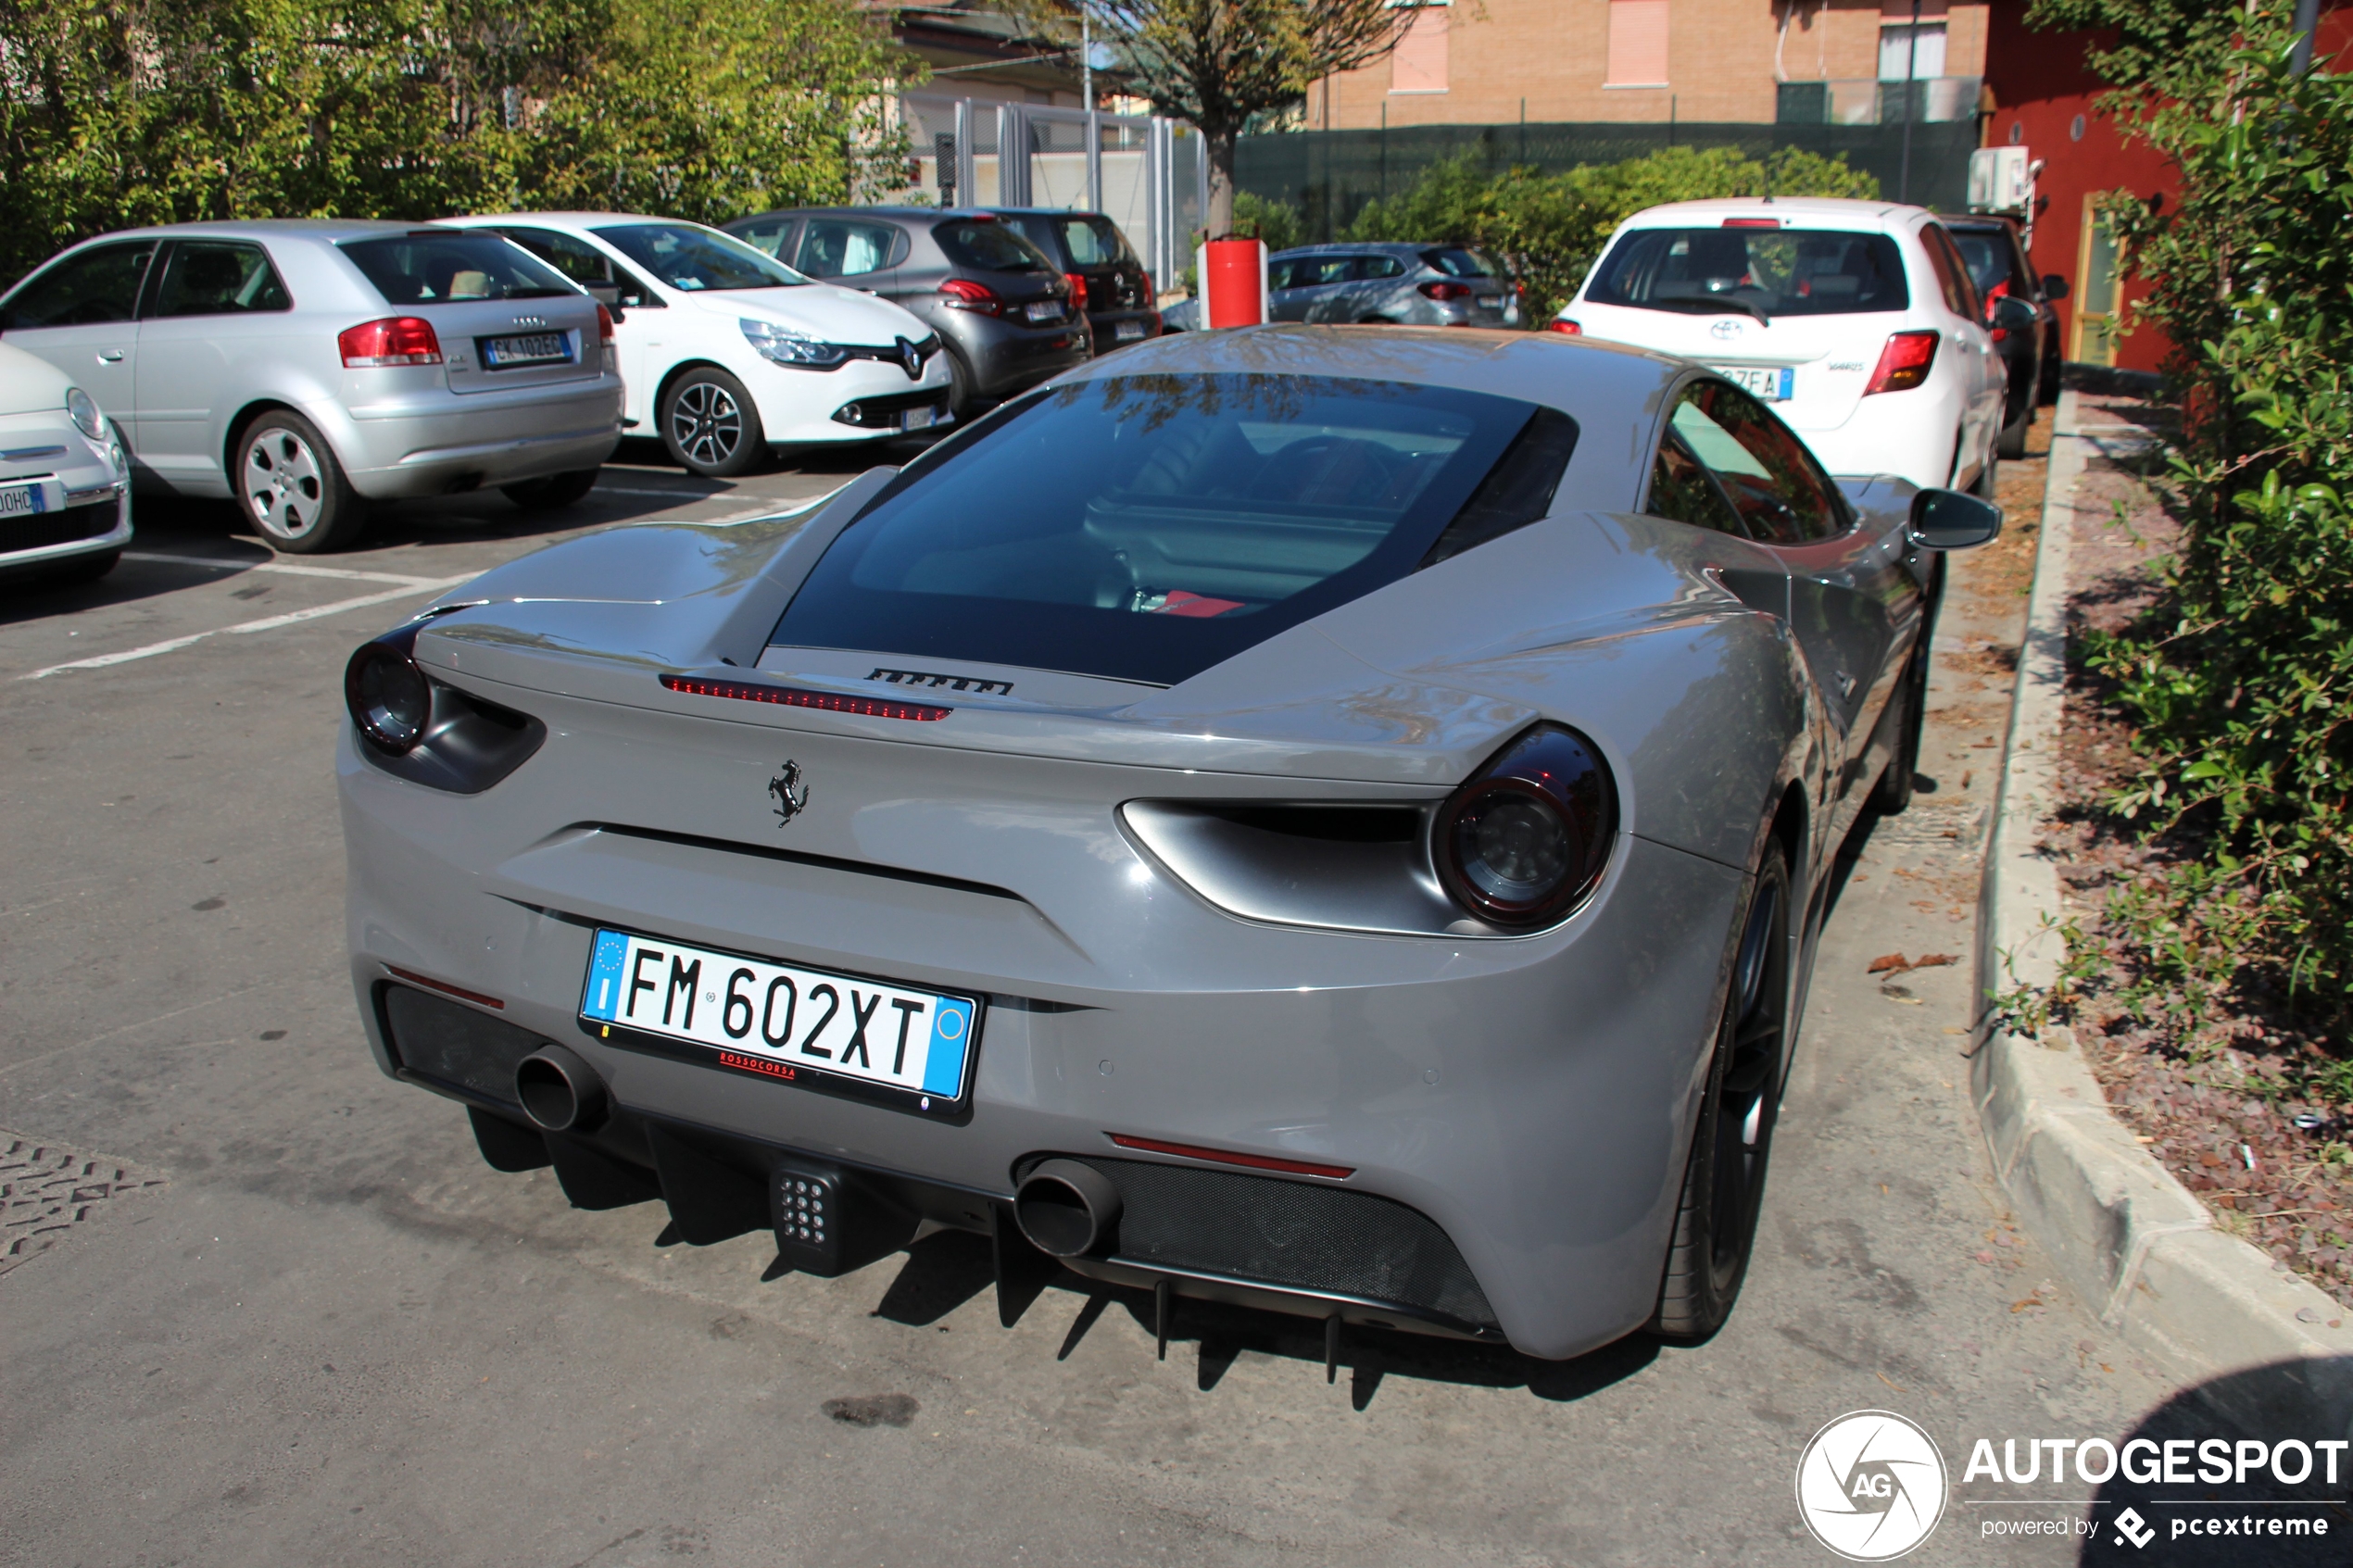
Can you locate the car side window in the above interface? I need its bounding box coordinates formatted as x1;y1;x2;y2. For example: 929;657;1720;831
733;220;794;258
1645;420;1750;538
0;241;159;329
1674;383;1849;545
499;228;661;309
1919;224;1979;320
152;241;291;317
796;220;900;280
1353;256;1405;281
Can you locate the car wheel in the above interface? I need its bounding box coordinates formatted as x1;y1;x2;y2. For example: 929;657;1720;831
1651;838;1793;1343
501;469;601;511
1973;447;1999;500
1872;642;1931;815
660;368;766;478
238;410;366;554
2038;333;2061;405
943;348;975;421
1996;402;2031;458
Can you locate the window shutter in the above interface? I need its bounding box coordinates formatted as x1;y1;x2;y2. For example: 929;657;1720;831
1606;0;1670;88
1390;6;1450;94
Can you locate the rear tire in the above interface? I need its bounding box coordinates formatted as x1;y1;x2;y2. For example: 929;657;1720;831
237;409;366;554
1651;839;1793;1343
659;367;766;478
943;348;975;422
501;469;600;510
1996;403;2031;458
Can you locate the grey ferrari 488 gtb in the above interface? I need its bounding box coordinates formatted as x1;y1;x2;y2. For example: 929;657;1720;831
339;325;1999;1361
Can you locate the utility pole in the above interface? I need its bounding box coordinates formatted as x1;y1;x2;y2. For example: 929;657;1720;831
1080;4;1092;108
1897;0;1919;204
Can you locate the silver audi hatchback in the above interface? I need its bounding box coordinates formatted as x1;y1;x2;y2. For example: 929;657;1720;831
0;220;623;553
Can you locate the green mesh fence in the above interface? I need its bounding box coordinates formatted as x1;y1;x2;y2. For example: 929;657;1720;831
1237;120;1981;242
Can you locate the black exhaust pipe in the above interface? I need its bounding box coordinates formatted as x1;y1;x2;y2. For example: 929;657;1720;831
1013;1159;1122;1257
514;1044;610;1134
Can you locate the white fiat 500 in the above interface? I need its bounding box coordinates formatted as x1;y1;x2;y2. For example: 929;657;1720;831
444;214;956;478
0;341;131;584
1552;197;2021;494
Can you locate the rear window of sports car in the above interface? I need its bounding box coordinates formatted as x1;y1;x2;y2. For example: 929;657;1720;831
770;373;1576;686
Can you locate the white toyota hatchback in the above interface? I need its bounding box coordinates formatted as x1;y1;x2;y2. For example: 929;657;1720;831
1552;197;2020;494
443;214;954;477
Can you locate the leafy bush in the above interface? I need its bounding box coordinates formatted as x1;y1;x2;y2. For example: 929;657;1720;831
2029;2;2353;1057
1341;145;1879;319
1232;191;1304;254
0;0;912;287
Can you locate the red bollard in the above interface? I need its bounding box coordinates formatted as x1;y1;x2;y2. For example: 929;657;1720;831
1199;237;1268;328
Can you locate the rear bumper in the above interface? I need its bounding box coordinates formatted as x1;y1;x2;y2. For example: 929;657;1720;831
338;377;624;498
339;709;1747;1361
1793;381;1967;492
950;317;1092;398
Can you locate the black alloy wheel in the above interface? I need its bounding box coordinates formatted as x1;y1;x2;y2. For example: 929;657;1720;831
1651;839;1793;1342
660;367;766;478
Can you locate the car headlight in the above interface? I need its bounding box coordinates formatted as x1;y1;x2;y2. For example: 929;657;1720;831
740;319;849;369
1433;723;1617;928
346;638;434;755
66;387;107;444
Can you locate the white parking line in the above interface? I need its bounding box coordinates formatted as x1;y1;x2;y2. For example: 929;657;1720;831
121;552;450;588
20;574;475;681
591;485;740;500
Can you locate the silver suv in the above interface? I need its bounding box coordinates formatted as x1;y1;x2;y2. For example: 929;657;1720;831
0;220;623;553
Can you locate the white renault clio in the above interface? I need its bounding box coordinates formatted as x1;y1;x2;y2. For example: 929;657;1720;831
1552;197;2020;494
444;214;955;478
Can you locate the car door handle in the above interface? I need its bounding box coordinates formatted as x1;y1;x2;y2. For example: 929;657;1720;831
97;349;125;362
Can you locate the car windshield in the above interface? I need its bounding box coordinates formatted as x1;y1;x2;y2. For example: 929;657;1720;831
770;373;1574;686
1587;227;1909;318
340;233;577;305
933;219;1052;274
1420;247;1495;279
592;223;809;291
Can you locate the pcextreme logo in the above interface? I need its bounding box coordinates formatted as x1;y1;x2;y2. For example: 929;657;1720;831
1795;1410;1949;1561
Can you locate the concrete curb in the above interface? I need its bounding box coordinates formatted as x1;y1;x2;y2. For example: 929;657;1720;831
1969;391;2353;1439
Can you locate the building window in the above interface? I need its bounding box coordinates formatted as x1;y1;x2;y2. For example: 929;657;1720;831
1878;21;1946;79
1605;0;1669;88
1390;3;1450;94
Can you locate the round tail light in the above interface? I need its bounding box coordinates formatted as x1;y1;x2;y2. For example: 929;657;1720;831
346;637;433;755
1434;724;1616;928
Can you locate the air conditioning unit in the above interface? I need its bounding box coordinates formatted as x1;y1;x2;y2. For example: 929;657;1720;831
1968;146;2032;215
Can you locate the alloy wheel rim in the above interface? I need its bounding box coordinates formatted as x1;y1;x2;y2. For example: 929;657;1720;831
244;429;324;540
1710;875;1787;1279
671;382;741;468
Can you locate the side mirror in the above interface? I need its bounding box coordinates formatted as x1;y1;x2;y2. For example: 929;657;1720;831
1908;487;2003;550
2039;273;2070;301
1993;295;2038;333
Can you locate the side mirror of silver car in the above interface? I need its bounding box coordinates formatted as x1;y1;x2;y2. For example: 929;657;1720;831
1907;487;2003;550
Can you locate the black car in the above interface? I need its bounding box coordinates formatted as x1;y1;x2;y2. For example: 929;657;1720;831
986;208;1163;352
1941;214;2070;457
724;207;1090;418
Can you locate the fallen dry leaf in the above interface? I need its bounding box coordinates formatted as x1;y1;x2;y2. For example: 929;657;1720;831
2010;1298;2045;1312
1868;953;1911;973
1912;953;1958;968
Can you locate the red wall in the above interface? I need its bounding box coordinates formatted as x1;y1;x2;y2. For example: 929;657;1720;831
1982;2;2353;374
1980;2;2176;373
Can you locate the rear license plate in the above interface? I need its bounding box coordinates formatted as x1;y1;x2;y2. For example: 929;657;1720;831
902;405;938;432
1025;301;1062;323
0;480;57;517
579;929;980;1111
484;332;572;368
1115;320;1146;342
1713;365;1794;401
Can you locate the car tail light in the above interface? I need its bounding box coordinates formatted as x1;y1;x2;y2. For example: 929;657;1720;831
1722;217;1781;229
596;304;615;343
339;317;443;368
660;672;951;721
1063;272;1088;311
938;278;1002;315
1419;280;1474;302
1140;271;1156;307
1548;319;1582;335
1864;329;1941;395
1434;724;1616;928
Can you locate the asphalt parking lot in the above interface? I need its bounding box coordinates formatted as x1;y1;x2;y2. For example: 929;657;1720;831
0;425;2220;1566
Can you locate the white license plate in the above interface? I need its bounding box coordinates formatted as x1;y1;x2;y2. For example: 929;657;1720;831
902;405;938;432
580;929;979;1109
1115;320;1146;342
1714;365;1795;401
0;479;64;518
484;332;571;367
1025;301;1062;323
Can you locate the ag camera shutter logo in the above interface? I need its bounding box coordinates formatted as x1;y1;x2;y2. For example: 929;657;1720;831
1795;1410;1949;1561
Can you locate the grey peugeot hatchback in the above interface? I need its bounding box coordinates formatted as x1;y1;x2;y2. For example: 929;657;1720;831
0;220;623;553
724;207;1089;419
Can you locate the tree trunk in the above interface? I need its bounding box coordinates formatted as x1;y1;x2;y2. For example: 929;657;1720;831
1205;127;1237;238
